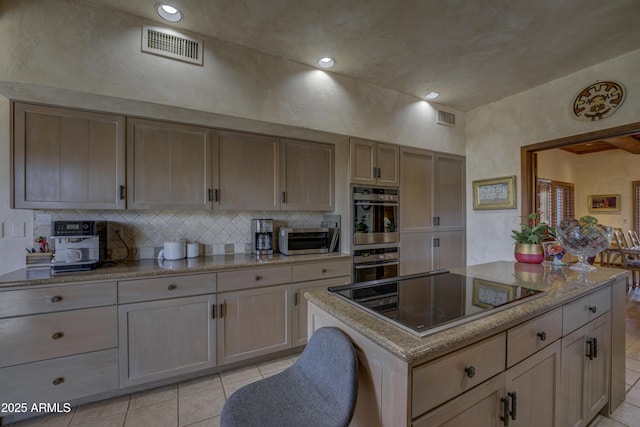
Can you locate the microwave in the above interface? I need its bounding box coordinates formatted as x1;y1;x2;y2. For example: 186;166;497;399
279;227;334;255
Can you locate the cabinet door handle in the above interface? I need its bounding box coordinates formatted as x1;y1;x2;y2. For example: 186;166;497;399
294;292;299;306
214;189;219;202
119;185;126;200
211;304;216;319
220;302;226;318
593;337;598;358
282;192;286;204
588;306;597;314
500;396;510;426
50;295;63;303
208;189;213;202
52;377;65;386
508;391;517;420
537;331;547;341
168;284;177;291
586;338;594;360
464;365;476;378
51;332;64;340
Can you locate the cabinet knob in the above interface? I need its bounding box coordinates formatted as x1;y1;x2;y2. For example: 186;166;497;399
51;332;64;340
322;268;327;274
50;295;63;303
537;331;547;341
52;377;65;386
588;306;597;313
168;284;177;291
255;275;262;281
464;366;476;378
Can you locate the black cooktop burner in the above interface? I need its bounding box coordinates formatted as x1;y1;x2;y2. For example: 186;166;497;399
328;270;545;337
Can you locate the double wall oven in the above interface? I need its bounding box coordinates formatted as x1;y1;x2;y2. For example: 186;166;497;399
352;186;399;282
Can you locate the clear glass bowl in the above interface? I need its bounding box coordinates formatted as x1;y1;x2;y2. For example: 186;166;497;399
555;224;612;272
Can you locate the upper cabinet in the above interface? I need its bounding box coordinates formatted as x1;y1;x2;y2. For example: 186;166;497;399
13;103;126;209
280;139;334;211
127;118;214;210
400;147;465;233
215;130;280;211
350;138;399;186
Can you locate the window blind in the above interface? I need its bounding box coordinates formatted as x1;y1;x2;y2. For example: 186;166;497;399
537;178;575;227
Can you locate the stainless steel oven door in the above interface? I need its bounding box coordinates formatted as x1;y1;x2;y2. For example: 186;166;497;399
353;201;399;245
353;260;398;283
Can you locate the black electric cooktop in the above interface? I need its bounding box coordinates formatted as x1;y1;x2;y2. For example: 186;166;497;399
328;270;545;337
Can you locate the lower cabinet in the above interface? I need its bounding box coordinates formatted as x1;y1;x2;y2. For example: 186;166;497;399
118;294;217;387
560;312;611;427
217;284;291;365
413;340;561;427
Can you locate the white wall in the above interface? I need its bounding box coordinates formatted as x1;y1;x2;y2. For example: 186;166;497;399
0;0;465;275
466;49;640;265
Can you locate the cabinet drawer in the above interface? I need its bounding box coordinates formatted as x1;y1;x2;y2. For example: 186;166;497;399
118;273;216;303
0;282;116;318
412;333;506;418
0;306;117;368
292;259;352;282
507;307;562;367
217;266;291;292
563;286;611;335
0;348;118;412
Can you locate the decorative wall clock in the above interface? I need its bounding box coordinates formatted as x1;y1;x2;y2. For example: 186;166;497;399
572;81;625;121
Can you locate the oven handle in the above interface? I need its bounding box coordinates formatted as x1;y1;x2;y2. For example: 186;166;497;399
354;201;399;206
354;261;399;270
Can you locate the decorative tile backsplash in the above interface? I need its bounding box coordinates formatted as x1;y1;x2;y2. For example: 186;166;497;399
34;210;325;260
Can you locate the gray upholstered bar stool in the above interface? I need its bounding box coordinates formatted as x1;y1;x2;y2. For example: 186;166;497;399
220;327;359;427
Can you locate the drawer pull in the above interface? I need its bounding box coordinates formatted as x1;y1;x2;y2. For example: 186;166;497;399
537;331;547;341
51;332;64;340
322;268;327;273
52;377;65;386
255;275;262;281
50;295;63;303
168;284;177;291
464;366;476;378
588;306;597;313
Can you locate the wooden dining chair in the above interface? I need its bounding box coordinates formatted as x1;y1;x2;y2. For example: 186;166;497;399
629;230;640;247
613;231;640;290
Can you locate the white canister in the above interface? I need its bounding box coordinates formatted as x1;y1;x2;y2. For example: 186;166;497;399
158;240;186;260
187;242;199;258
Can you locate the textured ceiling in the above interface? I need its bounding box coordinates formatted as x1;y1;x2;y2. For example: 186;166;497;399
86;0;640;111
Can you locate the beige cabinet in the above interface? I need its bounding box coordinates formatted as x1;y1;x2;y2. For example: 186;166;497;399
560;312;611;427
217;284;291;365
216;130;280;210
400;148;465;274
0;281;118;418
127;118;214;210
118;294;217;387
13;102;126;209
399;230;465;275
350;138;399;186
280;138;334;211
291;259;351;346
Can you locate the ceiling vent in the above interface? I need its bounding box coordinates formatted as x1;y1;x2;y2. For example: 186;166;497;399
142;25;203;65
436;109;456;126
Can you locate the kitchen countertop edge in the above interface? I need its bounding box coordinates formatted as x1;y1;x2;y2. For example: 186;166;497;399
0;252;353;289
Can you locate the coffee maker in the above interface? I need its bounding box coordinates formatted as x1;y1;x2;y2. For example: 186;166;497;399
251;219;274;255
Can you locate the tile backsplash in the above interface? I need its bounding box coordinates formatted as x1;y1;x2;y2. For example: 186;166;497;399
34;210;325;260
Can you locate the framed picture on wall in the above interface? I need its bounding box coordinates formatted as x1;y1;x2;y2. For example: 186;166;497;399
472;175;517;210
588;194;620;212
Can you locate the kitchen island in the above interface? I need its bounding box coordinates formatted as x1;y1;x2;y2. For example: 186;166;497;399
306;261;627;427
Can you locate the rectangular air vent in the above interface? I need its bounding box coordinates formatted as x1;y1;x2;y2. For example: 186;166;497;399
142;25;203;65
436;110;456;126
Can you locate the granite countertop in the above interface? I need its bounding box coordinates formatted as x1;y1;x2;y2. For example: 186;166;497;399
305;260;628;365
0;252;352;289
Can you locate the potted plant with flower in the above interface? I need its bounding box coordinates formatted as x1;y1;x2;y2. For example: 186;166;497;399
511;212;555;263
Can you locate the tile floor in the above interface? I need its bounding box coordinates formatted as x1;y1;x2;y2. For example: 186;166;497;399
7;286;640;427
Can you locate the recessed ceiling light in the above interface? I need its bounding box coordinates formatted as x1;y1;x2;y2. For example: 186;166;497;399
156;3;183;23
318;57;336;69
425;92;440;100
